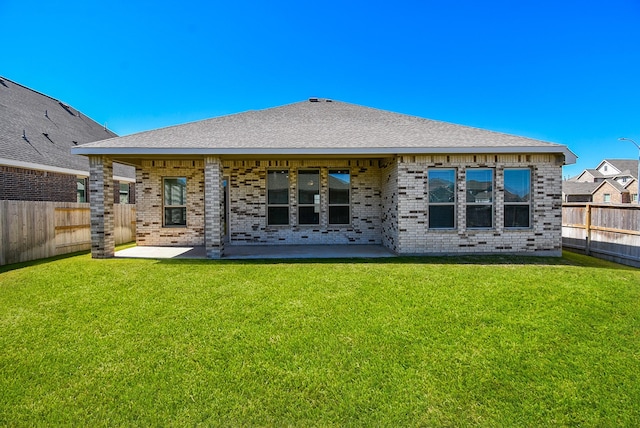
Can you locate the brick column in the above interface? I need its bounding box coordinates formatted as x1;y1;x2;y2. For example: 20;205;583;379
204;156;224;258
89;156;115;258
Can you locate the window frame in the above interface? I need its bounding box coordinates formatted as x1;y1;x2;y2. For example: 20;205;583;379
465;168;494;229
503;168;532;229
163;177;187;228
427;168;456;229
297;169;321;225
267;169;290;226
603;193;611;203
328;169;351;225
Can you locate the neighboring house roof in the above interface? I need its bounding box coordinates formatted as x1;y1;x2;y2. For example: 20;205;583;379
597;159;639;179
563;178;630;198
0;76;134;180
623;178;637;190
596;178;628;193
562;181;600;196
72;98;576;164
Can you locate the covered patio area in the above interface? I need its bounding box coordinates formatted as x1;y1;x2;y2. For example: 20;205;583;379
115;244;396;260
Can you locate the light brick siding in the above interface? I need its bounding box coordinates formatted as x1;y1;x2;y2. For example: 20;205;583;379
204;156;224;258
380;158;399;252
134;154;563;256
89;156;115;258
223;159;382;245
384;154;563;256
136;160;206;246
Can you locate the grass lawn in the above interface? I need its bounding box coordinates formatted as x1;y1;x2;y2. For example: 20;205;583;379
1;251;639;426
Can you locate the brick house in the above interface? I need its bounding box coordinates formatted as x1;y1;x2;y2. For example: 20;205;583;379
563;159;638;204
72;98;576;258
0;77;135;202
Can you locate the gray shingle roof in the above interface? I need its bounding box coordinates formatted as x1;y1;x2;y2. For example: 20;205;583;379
604;159;639;179
562;181;599;196
73;98;576;163
0;77;134;179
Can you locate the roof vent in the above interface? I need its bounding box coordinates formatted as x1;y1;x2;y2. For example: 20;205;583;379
308;98;320;103
325;99;333;102
59;101;76;116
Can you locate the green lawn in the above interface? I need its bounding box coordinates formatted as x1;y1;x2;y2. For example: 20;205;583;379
1;251;639;426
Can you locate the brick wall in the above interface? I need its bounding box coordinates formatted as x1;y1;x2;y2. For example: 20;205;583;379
592;181;628;204
134;154;564;256
0;166;77;202
0;165;135;204
223;159;382;245
380;158;399;252
384;154;563;256
136;160;206;246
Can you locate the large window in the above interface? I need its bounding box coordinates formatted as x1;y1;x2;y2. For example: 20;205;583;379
504;169;531;228
428;169;456;229
268;170;289;225
466;169;493;228
164;177;187;227
328;170;350;224
298;169;320;225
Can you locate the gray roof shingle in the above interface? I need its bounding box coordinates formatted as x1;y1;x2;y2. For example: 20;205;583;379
562;181;600;196
73;98;576;162
604;159;639;179
0;77;134;178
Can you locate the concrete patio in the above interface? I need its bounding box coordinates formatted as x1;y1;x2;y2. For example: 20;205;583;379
115;244;396;260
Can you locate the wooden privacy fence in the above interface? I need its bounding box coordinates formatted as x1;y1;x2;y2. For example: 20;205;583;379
562;203;640;268
0;201;136;266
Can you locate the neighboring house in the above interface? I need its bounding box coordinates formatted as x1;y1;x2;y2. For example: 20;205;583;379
563;159;639;204
0;76;135;202
72;98;576;259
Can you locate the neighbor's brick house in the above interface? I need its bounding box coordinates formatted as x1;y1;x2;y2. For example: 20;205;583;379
563;159;638;204
73;99;576;258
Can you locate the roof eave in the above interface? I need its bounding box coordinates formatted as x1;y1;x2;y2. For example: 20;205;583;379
72;146;577;164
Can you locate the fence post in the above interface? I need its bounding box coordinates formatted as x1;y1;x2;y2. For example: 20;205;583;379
584;204;592;255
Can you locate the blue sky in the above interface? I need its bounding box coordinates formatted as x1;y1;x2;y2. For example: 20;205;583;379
2;0;639;178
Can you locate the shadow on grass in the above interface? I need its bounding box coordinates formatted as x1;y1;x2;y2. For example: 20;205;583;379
2;249;636;273
150;251;606;268
0;243;136;274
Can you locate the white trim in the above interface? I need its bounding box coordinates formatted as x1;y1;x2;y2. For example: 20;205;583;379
0;157;135;183
72;146;578;164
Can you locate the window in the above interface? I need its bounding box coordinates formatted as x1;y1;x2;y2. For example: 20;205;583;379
119;183;130;204
267;170;289;225
76;178;86;203
633;193;638;203
428;169;456;228
298;169;320;225
164;177;187;227
328;170;350;224
466;169;493;228
504;169;531;228
603;193;611;203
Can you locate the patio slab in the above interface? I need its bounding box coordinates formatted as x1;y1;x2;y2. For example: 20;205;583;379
115;244;396;260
